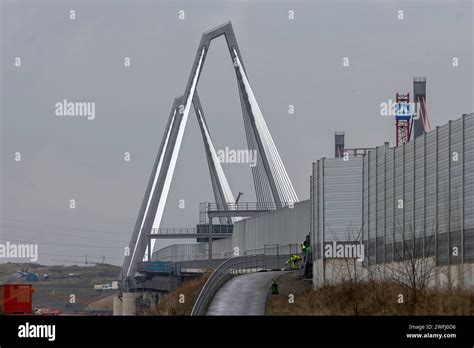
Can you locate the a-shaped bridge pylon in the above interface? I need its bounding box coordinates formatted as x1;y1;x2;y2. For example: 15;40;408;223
122;22;299;286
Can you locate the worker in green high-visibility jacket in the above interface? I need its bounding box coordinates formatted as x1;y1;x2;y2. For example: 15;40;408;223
285;254;302;269
301;240;310;254
301;240;311;268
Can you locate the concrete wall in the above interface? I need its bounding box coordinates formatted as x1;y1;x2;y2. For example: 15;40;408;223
314;258;474;290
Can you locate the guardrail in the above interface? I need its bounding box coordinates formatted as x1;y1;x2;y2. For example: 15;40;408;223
199;201;296;223
148;227;197;234
204;202;298;212
191;254;264;316
206;202;278;211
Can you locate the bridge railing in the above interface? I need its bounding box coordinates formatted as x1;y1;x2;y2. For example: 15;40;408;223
202;201;296;212
191;254;264;316
148;227;197;235
206;202;277;211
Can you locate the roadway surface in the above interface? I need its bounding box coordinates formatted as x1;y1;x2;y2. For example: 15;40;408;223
206;271;286;315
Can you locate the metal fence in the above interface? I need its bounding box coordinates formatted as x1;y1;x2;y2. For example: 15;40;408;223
311;113;474;266
191;254;265;316
360;114;474;265
148;227;197;234
205;202;280;211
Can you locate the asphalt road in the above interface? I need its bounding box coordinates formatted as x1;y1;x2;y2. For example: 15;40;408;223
206;271;286;315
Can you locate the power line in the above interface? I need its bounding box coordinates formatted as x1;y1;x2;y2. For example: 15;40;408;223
0;238;125;250
0;217;134;236
0;224;128;245
36;252;123;260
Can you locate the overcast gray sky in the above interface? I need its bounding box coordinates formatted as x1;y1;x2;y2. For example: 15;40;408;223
1;0;472;265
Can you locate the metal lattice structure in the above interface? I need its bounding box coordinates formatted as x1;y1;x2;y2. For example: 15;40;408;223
395;93;412;147
122;22;299;285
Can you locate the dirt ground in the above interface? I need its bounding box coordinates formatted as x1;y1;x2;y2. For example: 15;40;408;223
266;270;313;315
266;271;474;315
0;262;120;314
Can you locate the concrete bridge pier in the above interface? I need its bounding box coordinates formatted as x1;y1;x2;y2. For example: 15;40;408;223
113;294;122;316
121;292;137;316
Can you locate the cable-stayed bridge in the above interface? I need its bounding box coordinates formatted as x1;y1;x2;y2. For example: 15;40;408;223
121;22;298;289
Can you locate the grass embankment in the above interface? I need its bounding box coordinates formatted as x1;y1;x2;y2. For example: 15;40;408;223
267;272;474;315
147;271;211;315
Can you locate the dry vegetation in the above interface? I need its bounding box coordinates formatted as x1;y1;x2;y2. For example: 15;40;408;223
146;271;211;315
266;271;474;315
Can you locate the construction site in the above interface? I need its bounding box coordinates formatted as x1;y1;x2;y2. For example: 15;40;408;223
0;0;472;327
2;0;474;345
108;21;474;316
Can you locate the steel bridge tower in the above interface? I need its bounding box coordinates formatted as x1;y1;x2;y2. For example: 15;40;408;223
121;22;299;287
